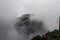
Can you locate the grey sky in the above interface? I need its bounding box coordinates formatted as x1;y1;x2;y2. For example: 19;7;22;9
0;0;60;31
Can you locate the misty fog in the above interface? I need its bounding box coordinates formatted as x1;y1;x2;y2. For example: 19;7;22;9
14;0;60;31
0;0;60;40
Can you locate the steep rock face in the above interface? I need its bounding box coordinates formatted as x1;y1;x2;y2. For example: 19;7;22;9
14;14;47;40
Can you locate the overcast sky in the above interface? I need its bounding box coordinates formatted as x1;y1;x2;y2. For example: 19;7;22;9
0;0;60;31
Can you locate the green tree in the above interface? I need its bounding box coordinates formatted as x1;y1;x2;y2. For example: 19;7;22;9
31;35;46;40
44;29;60;40
31;35;42;40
